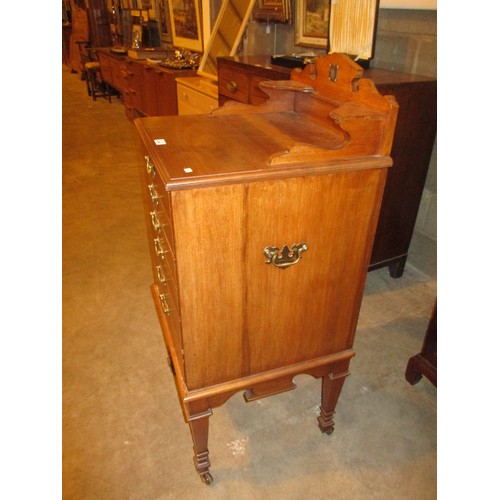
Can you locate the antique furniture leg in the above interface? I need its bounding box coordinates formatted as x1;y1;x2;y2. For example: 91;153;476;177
405;301;437;387
317;361;350;435
388;255;407;278
187;407;213;485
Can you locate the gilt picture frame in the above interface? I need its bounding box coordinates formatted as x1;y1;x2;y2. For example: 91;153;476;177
168;0;203;52
156;0;172;43
254;0;290;23
295;0;330;49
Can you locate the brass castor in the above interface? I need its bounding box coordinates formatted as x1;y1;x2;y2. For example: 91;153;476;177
200;472;213;485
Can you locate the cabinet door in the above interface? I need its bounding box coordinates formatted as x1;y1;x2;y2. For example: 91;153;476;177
171;168;386;390
142;66;159;116
155;70;178;116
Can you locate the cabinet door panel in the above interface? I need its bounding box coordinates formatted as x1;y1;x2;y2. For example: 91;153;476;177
142;66;159;116
156;70;178;116
244;170;385;374
170;168;386;389
171;185;246;390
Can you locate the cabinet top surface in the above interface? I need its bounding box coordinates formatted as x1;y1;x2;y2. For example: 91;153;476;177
217;56;294;76
97;48;198;76
136;111;343;186
135;110;390;190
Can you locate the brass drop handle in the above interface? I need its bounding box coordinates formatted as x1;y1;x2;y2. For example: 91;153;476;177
264;243;308;269
226;80;238;93
159;293;171;315
154;238;166;259
156;265;167;285
148;184;159;205
145;156;155;178
150;211;161;232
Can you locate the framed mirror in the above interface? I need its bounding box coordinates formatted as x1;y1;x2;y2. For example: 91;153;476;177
197;0;257;79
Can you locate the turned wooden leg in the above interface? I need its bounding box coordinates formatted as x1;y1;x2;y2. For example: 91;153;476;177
188;409;213;485
317;363;349;435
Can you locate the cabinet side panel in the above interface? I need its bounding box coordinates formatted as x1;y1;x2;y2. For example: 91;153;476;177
171;186;246;390
245;170;386;374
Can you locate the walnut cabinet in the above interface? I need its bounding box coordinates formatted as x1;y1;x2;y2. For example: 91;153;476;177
135;54;398;484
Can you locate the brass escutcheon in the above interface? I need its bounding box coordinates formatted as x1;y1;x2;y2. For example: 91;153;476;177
264;243;308;269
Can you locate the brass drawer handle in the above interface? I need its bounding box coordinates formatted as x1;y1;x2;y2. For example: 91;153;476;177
159;293;171;315
148;184;159;205
145;156;155;178
154;237;166;259
150;211;161;232
226;80;238;93
264;243;308;269
156;265;167;285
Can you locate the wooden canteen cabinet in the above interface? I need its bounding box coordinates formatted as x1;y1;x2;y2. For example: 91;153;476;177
135;54;398;484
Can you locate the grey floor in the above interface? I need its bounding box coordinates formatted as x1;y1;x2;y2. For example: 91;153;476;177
62;66;437;499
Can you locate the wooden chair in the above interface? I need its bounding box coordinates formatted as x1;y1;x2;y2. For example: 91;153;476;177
77;41;112;102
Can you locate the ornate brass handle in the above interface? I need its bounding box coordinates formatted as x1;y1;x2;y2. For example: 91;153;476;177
154;238;166;259
264;243;308;269
150;211;161;232
148;184;159;205
145;156;155;178
156;265;167;285
159;293;171;315
226;80;238;93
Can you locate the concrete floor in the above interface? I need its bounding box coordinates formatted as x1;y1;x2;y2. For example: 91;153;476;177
62;66;437;499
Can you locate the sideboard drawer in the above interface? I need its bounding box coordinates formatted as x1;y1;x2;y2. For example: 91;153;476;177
218;68;250;103
250;76;272;105
177;82;219;115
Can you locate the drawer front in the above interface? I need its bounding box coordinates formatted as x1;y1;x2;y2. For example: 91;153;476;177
154;259;180;313
218;68;250;103
110;57;128;92
144;157;175;246
250;76;272;105
148;202;175;257
123;87;141;109
152;230;177;292
98;53;113;84
125;59;143;91
157;284;181;339
153;282;183;376
143;155;179;301
177;84;219;115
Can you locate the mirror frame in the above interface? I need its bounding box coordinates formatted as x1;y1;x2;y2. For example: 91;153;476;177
197;0;257;80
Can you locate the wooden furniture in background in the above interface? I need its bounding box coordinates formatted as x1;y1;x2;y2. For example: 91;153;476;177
135;53;398;484
218;56;293;106
176;76;219;115
63;23;72;65
217;56;436;278
406;301;437;387
85;0;112;48
97;49;197;118
69;7;89;73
